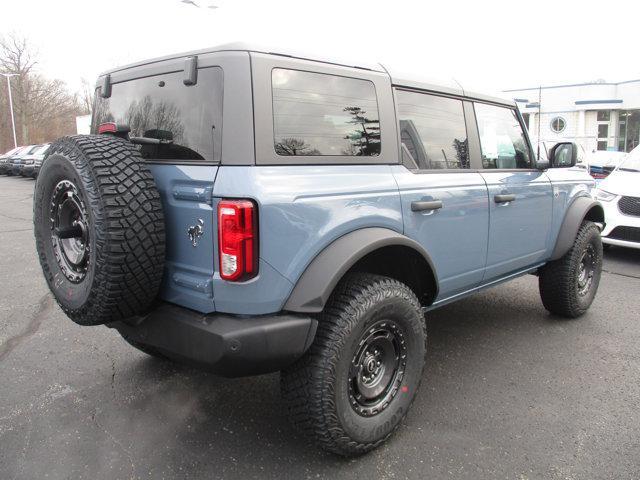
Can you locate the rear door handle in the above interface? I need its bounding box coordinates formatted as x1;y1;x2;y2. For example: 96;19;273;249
411;200;443;212
494;194;516;204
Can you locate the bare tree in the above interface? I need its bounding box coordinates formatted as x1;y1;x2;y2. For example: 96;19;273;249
78;78;94;115
0;33;84;150
275;137;321;155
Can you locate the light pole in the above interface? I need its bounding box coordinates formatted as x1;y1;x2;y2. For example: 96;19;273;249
1;73;19;148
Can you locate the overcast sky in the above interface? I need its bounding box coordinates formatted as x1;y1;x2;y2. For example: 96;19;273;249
1;0;638;96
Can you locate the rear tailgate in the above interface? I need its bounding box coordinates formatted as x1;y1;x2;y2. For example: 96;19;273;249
150;164;219;312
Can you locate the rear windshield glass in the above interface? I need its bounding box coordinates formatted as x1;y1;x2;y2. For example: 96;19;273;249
272;68;380;156
92;67;223;163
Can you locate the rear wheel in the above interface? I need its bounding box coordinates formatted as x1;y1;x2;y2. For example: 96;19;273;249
539;221;602;318
281;273;426;456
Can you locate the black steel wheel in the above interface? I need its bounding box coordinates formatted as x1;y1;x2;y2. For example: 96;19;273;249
577;243;596;297
49;180;91;283
281;273;427;456
348;319;407;417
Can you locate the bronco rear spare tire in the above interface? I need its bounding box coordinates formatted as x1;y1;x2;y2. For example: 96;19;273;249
33;135;165;326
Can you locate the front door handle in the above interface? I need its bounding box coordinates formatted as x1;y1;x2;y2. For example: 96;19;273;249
411;200;443;212
494;194;516;204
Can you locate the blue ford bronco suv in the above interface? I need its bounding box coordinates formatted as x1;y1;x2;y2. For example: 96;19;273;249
33;43;604;456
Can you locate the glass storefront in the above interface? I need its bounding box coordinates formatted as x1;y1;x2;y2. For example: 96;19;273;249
618;110;640;152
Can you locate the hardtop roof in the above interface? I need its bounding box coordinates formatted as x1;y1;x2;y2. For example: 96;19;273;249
99;42;515;107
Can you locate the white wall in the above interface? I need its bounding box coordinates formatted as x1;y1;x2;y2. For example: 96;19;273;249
75;115;91;135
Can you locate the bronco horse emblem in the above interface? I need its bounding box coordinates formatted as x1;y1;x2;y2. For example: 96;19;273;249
187;219;204;247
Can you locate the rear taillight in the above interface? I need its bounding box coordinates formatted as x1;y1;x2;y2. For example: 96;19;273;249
217;199;257;281
98;122;131;138
98;122;117;134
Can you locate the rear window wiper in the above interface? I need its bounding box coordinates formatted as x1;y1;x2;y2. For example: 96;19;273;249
129;136;174;145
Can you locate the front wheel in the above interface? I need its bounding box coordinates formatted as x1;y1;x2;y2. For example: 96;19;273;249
281;273;427;456
539;221;603;318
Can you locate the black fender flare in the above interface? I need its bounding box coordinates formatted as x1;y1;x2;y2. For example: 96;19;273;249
283;227;438;313
550;196;604;260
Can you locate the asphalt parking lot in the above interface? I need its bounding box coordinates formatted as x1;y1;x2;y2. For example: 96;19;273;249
1;175;639;480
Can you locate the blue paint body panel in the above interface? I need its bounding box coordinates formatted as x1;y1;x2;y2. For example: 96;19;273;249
149;162;595;316
391;166;489;300
210;165;403;314
148;163;218;313
480;171;553;281
544;167;597;247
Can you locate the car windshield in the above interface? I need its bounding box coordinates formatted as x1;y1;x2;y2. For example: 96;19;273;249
22;145;40;155
34;144;50;155
617;147;640;172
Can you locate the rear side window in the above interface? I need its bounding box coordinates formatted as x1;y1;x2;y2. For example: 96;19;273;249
474;103;532;169
395;90;469;170
272;69;380;156
92;67;223;163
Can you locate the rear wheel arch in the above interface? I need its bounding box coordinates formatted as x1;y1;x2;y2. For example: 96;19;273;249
283;228;438;313
550;197;604;261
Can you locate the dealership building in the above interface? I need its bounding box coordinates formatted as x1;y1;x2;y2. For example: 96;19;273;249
504;79;640;153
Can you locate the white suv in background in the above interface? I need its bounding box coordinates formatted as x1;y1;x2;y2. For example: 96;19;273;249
594;146;640;249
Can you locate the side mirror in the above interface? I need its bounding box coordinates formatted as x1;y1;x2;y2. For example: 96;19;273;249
548;142;578;168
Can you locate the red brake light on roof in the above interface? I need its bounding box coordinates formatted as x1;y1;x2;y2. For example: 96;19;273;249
98;122;117;134
217;200;257;281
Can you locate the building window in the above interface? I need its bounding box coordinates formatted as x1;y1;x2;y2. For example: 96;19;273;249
522;113;530;129
597;110;611;122
597;141;608;151
617;110;640;153
598;124;609;139
550;116;566;133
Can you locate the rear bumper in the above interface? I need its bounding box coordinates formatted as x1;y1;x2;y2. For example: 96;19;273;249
108;302;317;377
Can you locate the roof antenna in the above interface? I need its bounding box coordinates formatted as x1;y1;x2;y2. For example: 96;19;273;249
537;85;542;161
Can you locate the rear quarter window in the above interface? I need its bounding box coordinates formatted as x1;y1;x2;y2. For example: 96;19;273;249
272;68;381;156
92;67;223;163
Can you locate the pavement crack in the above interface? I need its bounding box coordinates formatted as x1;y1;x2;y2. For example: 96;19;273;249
76;339;118;401
0;211;31;222
603;269;640;280
0;228;33;234
0;293;52;362
90;408;136;480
